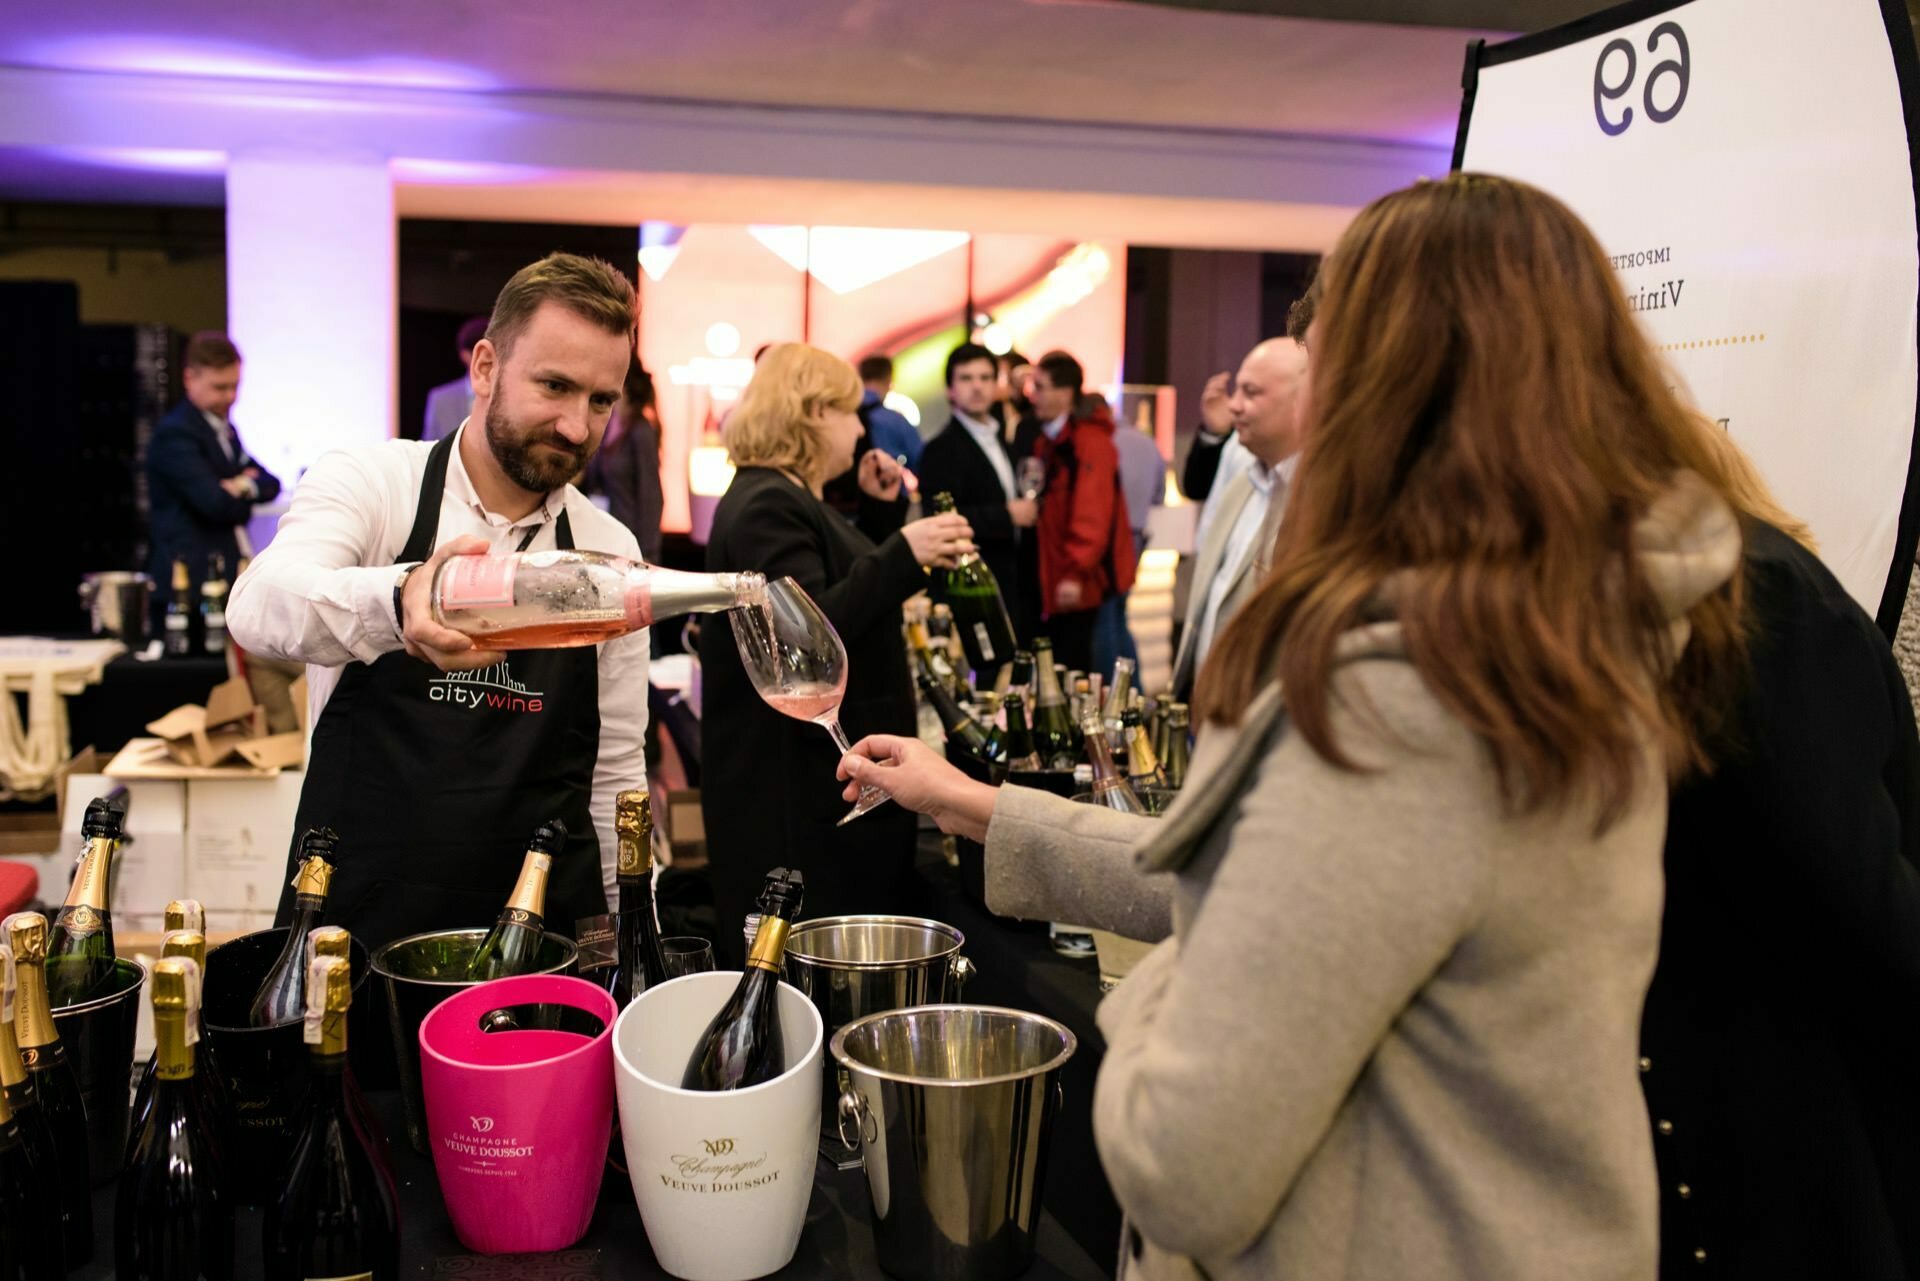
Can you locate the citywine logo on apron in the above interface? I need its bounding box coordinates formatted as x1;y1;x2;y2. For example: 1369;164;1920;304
427;660;547;714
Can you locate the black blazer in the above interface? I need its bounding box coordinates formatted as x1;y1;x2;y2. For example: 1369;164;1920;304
145;399;282;589
699;467;925;963
1181;428;1233;502
1643;520;1920;1279
918;416;1027;633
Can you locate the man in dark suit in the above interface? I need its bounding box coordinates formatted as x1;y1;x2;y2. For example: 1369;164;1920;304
146;331;282;637
919;342;1039;642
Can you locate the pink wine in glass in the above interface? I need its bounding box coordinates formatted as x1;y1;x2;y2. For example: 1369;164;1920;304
432;550;765;648
762;681;845;724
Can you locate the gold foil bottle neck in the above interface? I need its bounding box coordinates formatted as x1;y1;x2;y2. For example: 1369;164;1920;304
164;898;206;933
308;926;351;962
161;929;208;973
292;855;335;898
4;913;48;964
505;851;553;917
151;958;192;1014
615;791;653;877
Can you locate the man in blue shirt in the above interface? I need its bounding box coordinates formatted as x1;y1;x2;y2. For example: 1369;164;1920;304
856;354;924;471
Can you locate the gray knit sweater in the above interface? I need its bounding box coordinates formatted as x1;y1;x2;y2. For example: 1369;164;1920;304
982;477;1743;1280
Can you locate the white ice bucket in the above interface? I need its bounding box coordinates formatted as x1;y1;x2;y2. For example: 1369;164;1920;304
613;971;824;1281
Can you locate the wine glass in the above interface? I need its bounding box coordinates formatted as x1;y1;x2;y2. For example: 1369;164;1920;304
1017;457;1047;501
730;576;892;825
660;937;716;978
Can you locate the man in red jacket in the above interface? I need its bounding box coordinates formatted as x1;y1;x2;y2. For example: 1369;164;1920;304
1030;350;1136;672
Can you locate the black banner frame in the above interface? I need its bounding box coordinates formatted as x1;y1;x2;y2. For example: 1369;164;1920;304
1451;0;1920;638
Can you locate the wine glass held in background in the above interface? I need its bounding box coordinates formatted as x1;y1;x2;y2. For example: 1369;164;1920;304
731;577;893;826
1017;456;1047;502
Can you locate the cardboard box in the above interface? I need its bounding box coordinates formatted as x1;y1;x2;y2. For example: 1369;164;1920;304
55;774;188;933
185;774;305;914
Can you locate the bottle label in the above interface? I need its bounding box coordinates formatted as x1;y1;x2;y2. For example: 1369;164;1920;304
973;622;996;664
60;904;103;937
440;556;517;610
575;914;618;971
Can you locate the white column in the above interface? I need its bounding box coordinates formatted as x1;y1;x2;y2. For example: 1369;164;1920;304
225;151;395;489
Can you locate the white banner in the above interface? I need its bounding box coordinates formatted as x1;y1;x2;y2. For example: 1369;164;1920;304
1456;0;1920;626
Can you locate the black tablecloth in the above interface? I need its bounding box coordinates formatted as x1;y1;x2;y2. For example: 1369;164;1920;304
65;652;229;756
74;1088;1108;1280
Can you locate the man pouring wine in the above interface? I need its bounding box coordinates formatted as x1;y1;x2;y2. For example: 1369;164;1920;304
229;253;655;958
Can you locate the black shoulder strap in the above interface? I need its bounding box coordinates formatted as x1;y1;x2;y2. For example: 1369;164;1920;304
399;433;458;564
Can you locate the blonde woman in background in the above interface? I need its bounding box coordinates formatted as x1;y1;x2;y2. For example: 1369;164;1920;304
698;343;972;965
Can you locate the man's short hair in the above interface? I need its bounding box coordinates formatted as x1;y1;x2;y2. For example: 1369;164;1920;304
1287;276;1320;343
1035;350;1084;397
857;354;894;384
486;253;635;360
456;316;489;356
944;342;997;387
184;332;241;371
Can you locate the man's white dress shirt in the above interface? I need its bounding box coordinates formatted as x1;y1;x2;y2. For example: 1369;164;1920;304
228;424;650;899
952;409;1017;500
1192;453;1295;671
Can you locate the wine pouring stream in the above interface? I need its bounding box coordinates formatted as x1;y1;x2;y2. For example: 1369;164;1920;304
730;577;891;825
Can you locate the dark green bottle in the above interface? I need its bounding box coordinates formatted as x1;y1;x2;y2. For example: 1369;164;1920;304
45;795;122;1007
467;821;566;981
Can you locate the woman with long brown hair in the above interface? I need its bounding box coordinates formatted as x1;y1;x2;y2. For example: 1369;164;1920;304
839;173;1746;1279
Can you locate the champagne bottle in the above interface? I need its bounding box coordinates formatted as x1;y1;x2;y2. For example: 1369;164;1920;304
431;550;766;649
265;955;399;1281
1009;650;1035;700
1124;705;1168;793
116;957;233;1281
1101;658;1134;747
5;913;92;1264
305;928;386;1159
129;929;220;1168
1164;703;1191;792
46;794;122;1006
929;495;1021;679
1030;640;1077;769
681;869;805;1091
1081;714;1149;814
0;943;63;1281
907;617;965;699
978;693;1009;766
920;674;991;759
999;692;1043;772
201;553;230;657
249;830;338;1027
610;792;668;1010
466;821;564;981
1070;678;1093;739
166;558;194;656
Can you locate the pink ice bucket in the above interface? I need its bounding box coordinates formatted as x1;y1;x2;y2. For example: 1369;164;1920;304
418;974;617;1254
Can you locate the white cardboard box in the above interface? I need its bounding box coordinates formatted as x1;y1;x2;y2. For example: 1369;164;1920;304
56;775;187;933
184;774;305;915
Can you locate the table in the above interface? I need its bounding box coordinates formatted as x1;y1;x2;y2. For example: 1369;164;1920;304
66;652;229;756
76;1089;1109;1280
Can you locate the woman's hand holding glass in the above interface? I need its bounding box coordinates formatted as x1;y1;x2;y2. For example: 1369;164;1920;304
836;734;999;843
901;512;974;569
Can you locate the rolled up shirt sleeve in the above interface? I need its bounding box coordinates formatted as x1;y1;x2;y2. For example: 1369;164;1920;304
228;449;410;667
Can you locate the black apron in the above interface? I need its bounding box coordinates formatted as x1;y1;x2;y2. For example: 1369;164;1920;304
277;431;607;952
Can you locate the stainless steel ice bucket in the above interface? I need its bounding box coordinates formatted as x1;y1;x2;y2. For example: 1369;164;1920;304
784;915;973;1138
369;926;577;1154
834;1005;1077;1281
77;571;153;646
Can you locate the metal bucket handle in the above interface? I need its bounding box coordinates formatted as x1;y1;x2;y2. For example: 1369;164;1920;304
949;953;974;995
838;1089;879;1151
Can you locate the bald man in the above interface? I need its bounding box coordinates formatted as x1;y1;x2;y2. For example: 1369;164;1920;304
1169;338;1310;697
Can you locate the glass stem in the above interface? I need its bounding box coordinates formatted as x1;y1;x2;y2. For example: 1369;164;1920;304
824;719;885;803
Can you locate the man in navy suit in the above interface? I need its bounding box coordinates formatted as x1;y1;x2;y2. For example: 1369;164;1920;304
146;331;281;637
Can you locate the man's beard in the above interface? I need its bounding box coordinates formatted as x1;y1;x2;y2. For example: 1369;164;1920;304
485;399;590;494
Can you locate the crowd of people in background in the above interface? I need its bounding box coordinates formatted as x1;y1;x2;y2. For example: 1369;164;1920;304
156;179;1920;1280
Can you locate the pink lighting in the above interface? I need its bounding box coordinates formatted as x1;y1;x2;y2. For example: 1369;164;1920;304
17;36;496;91
40;144;225;172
